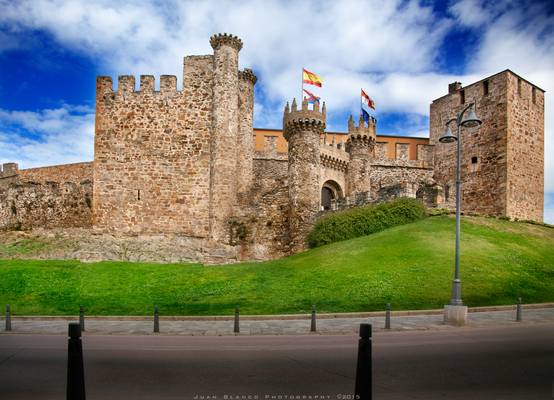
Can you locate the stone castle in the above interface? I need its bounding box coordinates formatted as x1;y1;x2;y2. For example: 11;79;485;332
0;33;545;262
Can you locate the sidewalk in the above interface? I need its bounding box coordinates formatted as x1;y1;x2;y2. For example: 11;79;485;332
2;305;553;336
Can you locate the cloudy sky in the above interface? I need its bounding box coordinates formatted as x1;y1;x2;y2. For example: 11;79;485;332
0;0;552;222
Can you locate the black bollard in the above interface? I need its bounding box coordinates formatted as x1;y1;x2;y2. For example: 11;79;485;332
516;297;522;322
234;306;240;334
354;323;373;400
310;304;317;332
5;304;11;332
153;305;159;333
385;303;391;329
79;305;85;332
67;322;86;400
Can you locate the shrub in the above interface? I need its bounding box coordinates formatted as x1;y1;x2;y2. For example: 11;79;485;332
307;197;427;247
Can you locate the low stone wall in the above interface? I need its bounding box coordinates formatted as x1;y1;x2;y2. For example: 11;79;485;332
19;162;93;184
0;180;92;230
0;228;239;264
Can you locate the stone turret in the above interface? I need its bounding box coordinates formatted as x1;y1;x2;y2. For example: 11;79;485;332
209;33;243;242
283;98;326;252
346;115;376;200
237;68;257;198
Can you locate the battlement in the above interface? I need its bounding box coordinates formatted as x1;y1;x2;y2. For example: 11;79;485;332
0;162;18;179
283;99;326;140
96;74;180;98
346;115;376;153
239;68;257;85
320;143;349;172
210;33;243;51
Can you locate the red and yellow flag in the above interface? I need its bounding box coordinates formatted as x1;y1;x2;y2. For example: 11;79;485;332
303;68;323;87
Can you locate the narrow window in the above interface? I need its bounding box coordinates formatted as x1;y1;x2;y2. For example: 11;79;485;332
459;89;465;105
532;87;536;104
137;189;141;201
482;80;489;96
517;79;522;95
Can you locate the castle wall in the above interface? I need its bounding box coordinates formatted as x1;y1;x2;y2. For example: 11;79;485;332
505;74;544;221
0;180;92;230
241;156;290;259
93;56;214;235
19;162;93;184
430;72;510;216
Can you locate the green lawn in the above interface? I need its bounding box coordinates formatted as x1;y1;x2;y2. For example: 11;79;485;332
0;216;552;316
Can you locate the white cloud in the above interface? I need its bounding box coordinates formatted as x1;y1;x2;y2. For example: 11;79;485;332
449;0;554;193
0;0;552;218
0;105;94;168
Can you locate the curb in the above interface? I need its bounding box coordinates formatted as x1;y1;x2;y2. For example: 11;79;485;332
5;303;554;322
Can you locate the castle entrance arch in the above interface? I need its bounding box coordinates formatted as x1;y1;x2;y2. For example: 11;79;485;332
321;180;344;210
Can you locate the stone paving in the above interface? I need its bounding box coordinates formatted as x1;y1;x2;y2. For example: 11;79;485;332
1;308;553;336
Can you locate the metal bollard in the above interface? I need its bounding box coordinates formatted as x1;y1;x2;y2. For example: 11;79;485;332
67;322;86;400
153;305;159;333
310;304;317;332
385;303;391;329
79;305;85;332
5;304;11;332
234;306;240;334
516;297;522;322
354;323;373;400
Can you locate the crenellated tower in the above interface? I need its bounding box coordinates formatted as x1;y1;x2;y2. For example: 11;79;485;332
283;99;326;252
346;115;376;201
209;33;243;242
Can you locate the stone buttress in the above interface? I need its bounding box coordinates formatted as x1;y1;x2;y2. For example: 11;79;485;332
209;33;243;242
283;99;326;252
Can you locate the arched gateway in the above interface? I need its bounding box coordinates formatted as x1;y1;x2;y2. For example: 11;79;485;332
321;180;344;210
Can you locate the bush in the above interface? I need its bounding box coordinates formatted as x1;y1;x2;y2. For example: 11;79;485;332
307;197;427;247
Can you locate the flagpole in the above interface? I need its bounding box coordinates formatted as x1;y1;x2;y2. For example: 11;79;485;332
301;67;303;102
360;89;362;122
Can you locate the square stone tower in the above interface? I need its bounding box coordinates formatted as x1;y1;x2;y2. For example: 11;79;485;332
430;70;544;222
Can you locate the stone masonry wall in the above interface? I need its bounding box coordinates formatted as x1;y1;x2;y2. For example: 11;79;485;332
93;56;214;235
0;180;92;230
505;73;544;221
431;71;509;216
209;34;242;242
237;69;257;199
19;162;93;184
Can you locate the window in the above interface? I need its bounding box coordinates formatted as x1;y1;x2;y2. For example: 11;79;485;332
483;80;489;96
459;90;465;105
517;79;522;95
471;157;478;164
137;189;141;201
532;87;536;104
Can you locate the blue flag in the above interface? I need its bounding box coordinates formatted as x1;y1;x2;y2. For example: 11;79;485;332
361;107;370;124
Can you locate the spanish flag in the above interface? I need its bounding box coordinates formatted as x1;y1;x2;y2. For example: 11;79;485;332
303;68;323;87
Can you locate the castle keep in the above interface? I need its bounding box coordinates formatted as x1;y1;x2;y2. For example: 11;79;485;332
0;34;545;263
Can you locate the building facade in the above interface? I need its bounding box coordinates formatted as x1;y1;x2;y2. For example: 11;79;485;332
0;34;545;262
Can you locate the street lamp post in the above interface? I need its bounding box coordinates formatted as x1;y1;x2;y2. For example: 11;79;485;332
439;102;482;324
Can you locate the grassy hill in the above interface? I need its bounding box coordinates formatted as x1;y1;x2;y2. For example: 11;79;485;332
0;215;552;316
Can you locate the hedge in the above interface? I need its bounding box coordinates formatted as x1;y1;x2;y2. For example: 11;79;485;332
307;197;427;247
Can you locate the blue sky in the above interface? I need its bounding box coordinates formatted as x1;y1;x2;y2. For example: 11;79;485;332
0;0;553;222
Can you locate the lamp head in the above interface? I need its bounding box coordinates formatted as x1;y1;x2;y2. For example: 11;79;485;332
460;105;482;128
439;124;457;143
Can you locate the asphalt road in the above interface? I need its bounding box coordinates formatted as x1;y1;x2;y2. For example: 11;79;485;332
0;323;552;399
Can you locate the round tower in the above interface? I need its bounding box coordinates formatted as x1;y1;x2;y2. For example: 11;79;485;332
209;33;243;242
346;115;376;202
237;68;257;199
283;98;326;252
